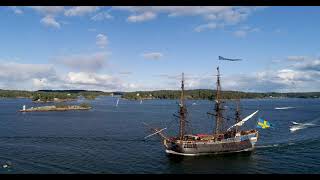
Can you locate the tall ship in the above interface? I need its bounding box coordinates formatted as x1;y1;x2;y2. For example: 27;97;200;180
146;66;259;156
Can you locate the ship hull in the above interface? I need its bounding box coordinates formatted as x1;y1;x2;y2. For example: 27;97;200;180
163;132;258;156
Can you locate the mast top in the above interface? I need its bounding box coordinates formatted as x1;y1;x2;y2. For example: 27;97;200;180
181;72;184;91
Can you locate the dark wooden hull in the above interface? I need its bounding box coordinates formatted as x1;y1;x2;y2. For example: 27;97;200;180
163;132;258;156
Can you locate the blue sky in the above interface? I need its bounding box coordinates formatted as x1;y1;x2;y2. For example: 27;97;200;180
1;6;320;92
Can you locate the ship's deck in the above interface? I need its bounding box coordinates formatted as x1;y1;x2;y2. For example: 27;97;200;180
167;129;258;143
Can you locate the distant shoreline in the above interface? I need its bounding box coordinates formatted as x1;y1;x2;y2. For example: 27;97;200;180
121;89;320;100
1;89;320;101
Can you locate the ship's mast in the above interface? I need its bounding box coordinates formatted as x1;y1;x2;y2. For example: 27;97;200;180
214;67;223;134
179;73;186;140
235;98;241;133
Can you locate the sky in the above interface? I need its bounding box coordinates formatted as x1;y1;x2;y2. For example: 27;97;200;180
1;6;320;92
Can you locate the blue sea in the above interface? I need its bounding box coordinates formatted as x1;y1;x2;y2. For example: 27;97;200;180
0;96;319;173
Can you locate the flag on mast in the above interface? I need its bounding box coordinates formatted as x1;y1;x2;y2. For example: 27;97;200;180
257;118;272;129
218;56;242;61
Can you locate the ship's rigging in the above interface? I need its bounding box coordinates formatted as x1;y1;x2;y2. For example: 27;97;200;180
143;57;259;156
214;66;224;134
178;73;187;140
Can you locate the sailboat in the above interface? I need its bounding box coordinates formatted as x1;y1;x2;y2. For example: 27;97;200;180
145;67;259;156
116;98;119;107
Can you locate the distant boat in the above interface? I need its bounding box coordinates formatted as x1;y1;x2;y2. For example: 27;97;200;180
140;99;143;104
116;98;119;107
275;107;295;110
192;102;197;105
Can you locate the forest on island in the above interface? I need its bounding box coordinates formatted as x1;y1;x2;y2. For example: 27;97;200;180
122;89;320;100
1;89;320;102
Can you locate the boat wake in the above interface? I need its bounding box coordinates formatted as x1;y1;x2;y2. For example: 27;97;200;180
255;144;280;149
274;106;296;110
255;141;299;149
290;117;320;132
290;123;320;132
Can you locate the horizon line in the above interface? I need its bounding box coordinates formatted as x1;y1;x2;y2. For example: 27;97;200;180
1;88;320;94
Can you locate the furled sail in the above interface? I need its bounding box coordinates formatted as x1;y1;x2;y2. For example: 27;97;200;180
227;110;259;131
218;56;242;61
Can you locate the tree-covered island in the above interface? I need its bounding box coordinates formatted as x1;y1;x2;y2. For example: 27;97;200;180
1;89;320;102
0;89;111;102
122;89;320;100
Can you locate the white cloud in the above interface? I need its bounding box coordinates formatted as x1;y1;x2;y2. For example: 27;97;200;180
54;52;108;72
91;12;113;21
142;52;163;60
63;72;141;91
25;6;264;31
96;34;108;48
287;56;307;61
151;63;320;92
127;11;156;22
30;6;65;15
113;6;261;34
116;6;231;17
0;62;55;81
115;6;262;26
233;26;260;38
2;56;320;92
11;6;23;14
204;14;217;20
40;15;61;29
0;61;138;92
194;23;219;32
294;59;320;72
218;8;249;25
28;7;64;29
233;30;247;38
166;6;231;17
67;72;112;85
31;71;142;92
64;6;99;16
32;78;51;89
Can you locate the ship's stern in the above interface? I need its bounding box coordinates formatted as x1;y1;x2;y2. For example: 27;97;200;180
249;131;259;147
